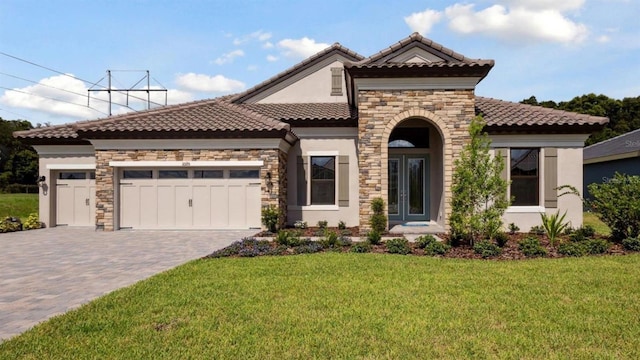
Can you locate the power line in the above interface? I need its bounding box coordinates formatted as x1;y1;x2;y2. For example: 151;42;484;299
0;107;32;121
0;51;166;107
0;71;137;111
0;86;109;116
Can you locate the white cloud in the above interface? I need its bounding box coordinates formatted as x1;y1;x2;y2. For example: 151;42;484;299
263;41;274;49
266;55;279;62
596;35;611;43
444;3;588;44
233;30;272;45
404;9;443;35
277;37;329;58
0;74;196;120
498;0;585;11
213;49;245;65
175;73;245;93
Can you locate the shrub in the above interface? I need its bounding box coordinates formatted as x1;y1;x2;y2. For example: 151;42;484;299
588;173;640;241
208;238;273;258
350;242;372;253
575;224;596;238
493;232;509;247
518;236;547;258
423;241;451;256
622;237;640;252
294;220;308;229
274;229;302;247
367;230;382;245
508;223;520;235
370;197;387;233
337;235;352;247
0;217;22;233
583;238;610;255
293;242;324;254
261;206;279;233
320;230;339;248
540;211;569;246
529;225;545;235
317;220;328;229
338;220;347;230
386;238;411;255
473;239;502;258
558;242;587;257
416;235;437;249
22;213;42;230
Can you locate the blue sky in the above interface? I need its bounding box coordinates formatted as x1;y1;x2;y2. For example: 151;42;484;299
0;0;638;125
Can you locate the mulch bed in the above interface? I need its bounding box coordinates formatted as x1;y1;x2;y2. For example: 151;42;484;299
236;228;633;260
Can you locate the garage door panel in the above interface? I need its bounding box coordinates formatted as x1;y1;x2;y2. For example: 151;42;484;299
120;185;139;228
157;185;176;227
246;184;261;228
139;185;158;227
57;179;94;226
210;184;229;228
73;186;90;225
175;185;192;227
192;185;212;227
56;185;73;225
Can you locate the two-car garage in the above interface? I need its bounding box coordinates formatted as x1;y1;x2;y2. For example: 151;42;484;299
117;167;262;230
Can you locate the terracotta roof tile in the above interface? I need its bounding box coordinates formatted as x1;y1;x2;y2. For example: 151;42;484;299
242;103;355;121
13;123;79;139
476;97;608;128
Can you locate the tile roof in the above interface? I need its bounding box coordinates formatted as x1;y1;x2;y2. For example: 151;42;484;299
232;43;364;103
13;123;81;140
243;103;355;121
476;97;609;128
584;128;640;161
346;32;495;69
72;98;289;135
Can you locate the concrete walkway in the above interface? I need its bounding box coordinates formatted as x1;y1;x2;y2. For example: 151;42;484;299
0;227;255;341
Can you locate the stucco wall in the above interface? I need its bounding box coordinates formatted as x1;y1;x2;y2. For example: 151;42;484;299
287;129;359;227
32;145;95;228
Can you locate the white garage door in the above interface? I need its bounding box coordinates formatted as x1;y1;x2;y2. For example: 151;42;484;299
56;171;96;226
119;169;261;229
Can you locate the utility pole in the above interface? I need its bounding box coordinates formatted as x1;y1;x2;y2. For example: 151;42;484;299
88;70;167;116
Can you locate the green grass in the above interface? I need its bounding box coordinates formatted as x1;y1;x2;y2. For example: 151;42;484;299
0;193;38;220
584;211;611;235
2;253;640;359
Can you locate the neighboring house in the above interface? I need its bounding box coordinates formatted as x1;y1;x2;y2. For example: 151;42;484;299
584;128;640;199
15;33;607;232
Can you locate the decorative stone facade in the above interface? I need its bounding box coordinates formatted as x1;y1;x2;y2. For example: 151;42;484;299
94;148;287;231
357;89;475;231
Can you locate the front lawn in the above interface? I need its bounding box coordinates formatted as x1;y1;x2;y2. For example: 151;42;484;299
2;253;639;359
584;211;611;236
0;193;38;220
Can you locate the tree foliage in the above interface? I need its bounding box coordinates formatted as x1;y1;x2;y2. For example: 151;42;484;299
587;173;640;241
521;94;640;146
0;117;38;190
450;116;510;245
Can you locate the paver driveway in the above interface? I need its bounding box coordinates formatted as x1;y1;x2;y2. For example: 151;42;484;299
0;227;255;341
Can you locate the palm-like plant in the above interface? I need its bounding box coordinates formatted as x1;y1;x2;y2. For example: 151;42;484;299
540;211;569;246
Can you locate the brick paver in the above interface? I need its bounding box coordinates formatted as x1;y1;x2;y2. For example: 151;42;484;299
0;227;254;341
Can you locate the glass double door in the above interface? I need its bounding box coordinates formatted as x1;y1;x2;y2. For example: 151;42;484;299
388;155;429;222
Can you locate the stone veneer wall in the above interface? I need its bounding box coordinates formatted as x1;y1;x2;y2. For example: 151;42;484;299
357;89;475;231
94;149;287;231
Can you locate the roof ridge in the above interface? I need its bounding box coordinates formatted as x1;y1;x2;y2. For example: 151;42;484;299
231;42;364;103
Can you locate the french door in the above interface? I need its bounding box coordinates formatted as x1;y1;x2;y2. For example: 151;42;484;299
388;155;429;222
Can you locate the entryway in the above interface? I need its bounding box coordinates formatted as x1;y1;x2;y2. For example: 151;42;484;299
388;154;429;222
56;171;95;226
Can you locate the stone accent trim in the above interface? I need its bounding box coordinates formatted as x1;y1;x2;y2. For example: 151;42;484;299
94;149;287;231
357;89;474;232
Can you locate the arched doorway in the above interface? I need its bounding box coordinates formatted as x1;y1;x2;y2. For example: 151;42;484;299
387;118;444;225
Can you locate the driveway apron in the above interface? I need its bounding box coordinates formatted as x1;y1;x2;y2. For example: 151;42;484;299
0;227;254;341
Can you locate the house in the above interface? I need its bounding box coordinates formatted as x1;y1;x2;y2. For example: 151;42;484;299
15;33;608;232
584;128;640;199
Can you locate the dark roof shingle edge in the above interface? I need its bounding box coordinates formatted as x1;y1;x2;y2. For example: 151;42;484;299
584;128;640;160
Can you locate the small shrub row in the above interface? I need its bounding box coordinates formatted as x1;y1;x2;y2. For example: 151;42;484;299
622;237;640;251
0;213;43;233
416;235;450;255
473;239;502;258
385;238;411;255
558;238;610;257
518;236;547;258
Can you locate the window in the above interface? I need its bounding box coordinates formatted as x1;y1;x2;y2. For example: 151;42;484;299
229;169;259;179
158;170;188;179
194;170;223;178
510;148;539;206
59;172;86;180
123;170;153;179
310;156;335;205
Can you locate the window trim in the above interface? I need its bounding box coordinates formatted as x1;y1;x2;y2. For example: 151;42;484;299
298;152;341;210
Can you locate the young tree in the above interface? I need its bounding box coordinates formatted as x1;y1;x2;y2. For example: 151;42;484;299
450;116;510;245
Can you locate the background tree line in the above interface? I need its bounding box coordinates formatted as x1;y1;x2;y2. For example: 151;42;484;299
521;93;640;146
0;117;38;192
